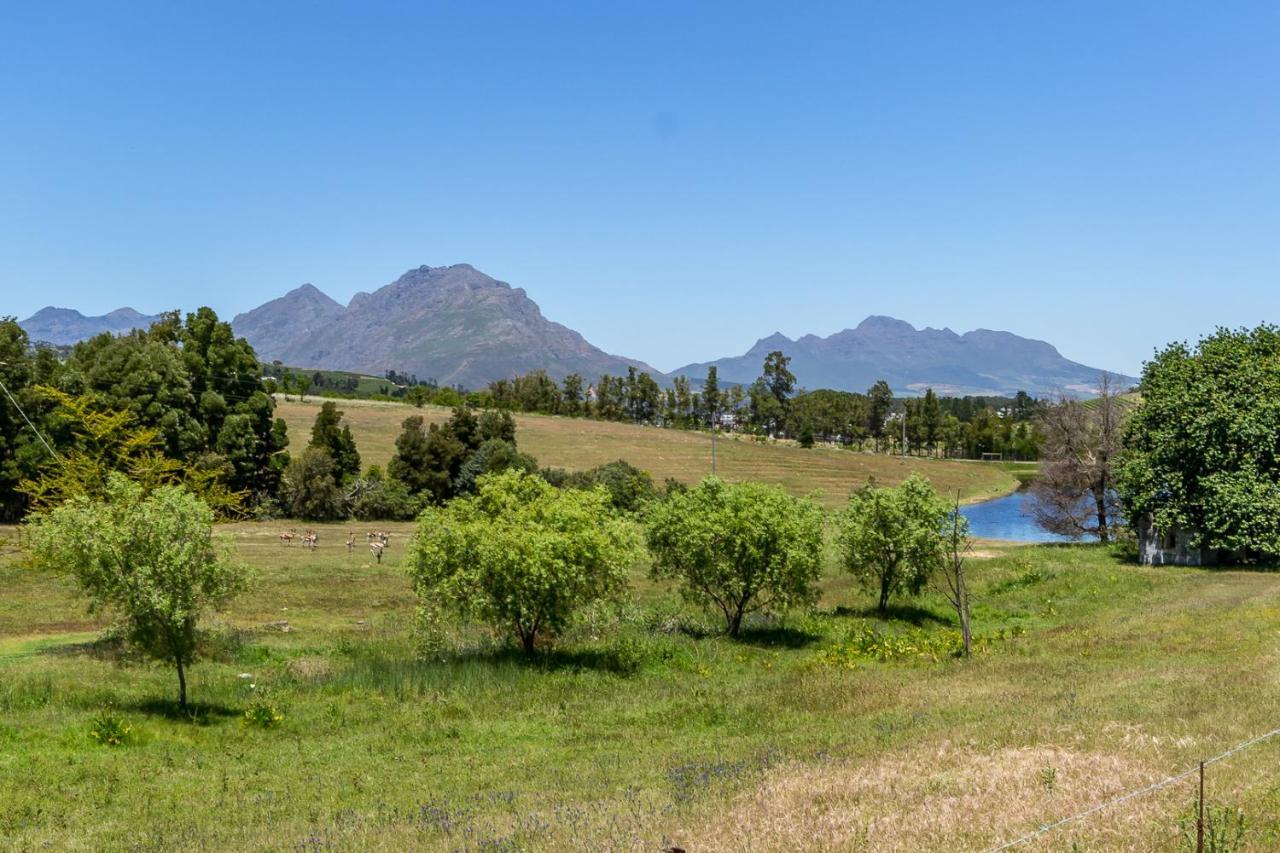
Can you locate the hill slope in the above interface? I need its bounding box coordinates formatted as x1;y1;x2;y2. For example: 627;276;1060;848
673;315;1136;397
273;397;1017;506
18;307;160;345
233;264;659;387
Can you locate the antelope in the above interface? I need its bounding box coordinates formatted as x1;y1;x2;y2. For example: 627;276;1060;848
366;530;390;546
346;533;356;552
369;541;386;564
302;531;318;551
279;529;297;546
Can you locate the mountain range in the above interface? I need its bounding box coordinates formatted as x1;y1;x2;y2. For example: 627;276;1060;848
669;316;1135;397
16;263;1135;396
18;306;161;346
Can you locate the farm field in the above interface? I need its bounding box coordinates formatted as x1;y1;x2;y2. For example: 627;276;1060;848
275;397;1020;508
3;522;1280;849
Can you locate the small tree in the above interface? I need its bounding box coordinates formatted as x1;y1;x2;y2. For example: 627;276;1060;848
935;495;973;656
405;470;636;655
838;474;948;614
281;446;346;520
26;475;246;709
646;477;824;637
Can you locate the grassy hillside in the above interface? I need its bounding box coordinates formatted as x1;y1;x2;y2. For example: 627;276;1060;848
4;526;1280;848
276;397;1018;506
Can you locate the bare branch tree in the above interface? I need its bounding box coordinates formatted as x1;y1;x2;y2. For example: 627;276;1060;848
935;494;973;657
1030;372;1125;543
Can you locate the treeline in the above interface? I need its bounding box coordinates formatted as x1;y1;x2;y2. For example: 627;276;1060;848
480;353;1044;460
1;310;288;522
282;399;666;522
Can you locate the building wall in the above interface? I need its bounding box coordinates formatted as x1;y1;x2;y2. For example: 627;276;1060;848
1137;517;1218;566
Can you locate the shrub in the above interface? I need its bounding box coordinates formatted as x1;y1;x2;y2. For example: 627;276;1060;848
562;460;658;513
280;446;347;521
351;475;422;521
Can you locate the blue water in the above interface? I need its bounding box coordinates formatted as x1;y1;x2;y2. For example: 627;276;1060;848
960;490;1076;543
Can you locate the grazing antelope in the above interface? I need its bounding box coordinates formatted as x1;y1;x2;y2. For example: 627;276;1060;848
369;541;385;564
279;529;297;546
366;530;390;546
346;533;356;552
302;531;318;551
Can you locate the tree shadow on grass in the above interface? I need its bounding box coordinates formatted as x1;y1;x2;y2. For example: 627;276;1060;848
733;624;822;649
834;603;950;628
131;698;242;724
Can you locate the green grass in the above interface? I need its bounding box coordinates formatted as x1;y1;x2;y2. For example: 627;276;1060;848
5;520;1280;849
276;397;1020;508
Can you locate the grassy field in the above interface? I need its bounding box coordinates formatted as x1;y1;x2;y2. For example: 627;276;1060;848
277;397;1020;507
4;519;1280;849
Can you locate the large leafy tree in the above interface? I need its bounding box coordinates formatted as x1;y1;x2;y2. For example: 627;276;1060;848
1118;325;1280;558
280;446;346;521
646;477;824;636
0;319;62;521
406;470;637;655
838;474;949;613
866;380;893;452
26;475;247;709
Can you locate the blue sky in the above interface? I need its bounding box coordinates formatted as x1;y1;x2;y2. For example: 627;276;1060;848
2;2;1277;376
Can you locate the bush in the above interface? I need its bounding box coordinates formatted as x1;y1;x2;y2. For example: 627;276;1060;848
564;460;658;513
454;438;538;496
351;475;422;521
280;446;347;521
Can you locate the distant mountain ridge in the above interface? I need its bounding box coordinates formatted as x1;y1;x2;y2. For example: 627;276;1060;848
16;266;1137;397
18;306;159;345
671;315;1137;397
231;264;660;387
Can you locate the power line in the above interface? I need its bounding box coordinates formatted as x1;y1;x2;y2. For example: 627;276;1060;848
0;366;62;461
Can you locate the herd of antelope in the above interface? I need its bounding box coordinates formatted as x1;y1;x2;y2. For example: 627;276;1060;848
278;528;393;562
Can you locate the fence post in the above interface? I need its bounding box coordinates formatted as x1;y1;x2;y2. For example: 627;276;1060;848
1197;760;1205;853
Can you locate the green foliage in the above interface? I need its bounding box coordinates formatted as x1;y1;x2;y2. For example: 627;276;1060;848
405;469;638;654
560;460;658;513
309;402;361;484
454;438;538;495
242;699;285;729
351;473;422;521
25;475;247;708
811;622;1024;667
1119;325;1280;559
1179;799;1247;852
19;388;246;518
280;447;347;521
838;474;950;613
88;709;134;747
646;477;824;636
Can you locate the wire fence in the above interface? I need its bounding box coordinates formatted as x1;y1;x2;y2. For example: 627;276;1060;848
989;725;1280;851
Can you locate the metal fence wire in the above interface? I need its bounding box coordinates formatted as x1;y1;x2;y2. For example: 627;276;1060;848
989;724;1280;851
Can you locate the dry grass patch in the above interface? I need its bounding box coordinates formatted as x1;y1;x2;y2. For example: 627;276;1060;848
677;742;1183;851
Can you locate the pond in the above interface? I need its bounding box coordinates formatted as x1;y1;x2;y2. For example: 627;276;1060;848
960;489;1077;543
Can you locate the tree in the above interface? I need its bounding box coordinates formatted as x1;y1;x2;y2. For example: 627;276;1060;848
646;477;824;637
281;446;346;521
453;438;538;495
406;470;637;655
867;381;893;452
1118;326;1280;560
920;389;943;455
702;367;721;426
26;475;246;709
1031;373;1124;543
762;351;795;409
309;402;361;484
561;373;585;417
935;496;973;657
838;475;949;614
